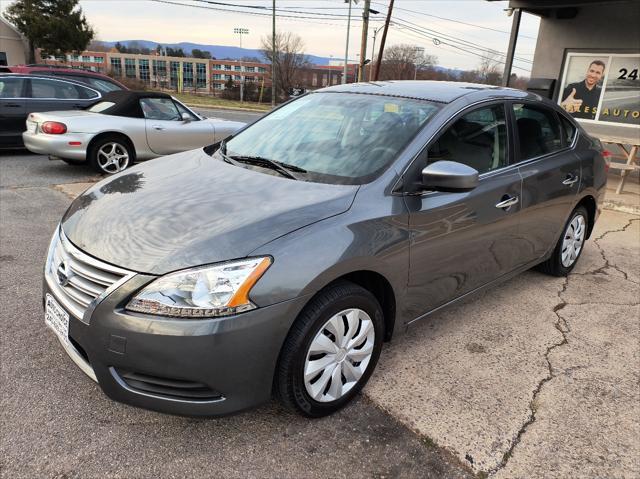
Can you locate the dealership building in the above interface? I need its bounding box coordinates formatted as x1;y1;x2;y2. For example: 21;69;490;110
498;0;639;138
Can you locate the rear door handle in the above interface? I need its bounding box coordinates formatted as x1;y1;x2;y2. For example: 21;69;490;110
4;104;22;108
495;195;519;209
152;125;165;131
562;174;579;186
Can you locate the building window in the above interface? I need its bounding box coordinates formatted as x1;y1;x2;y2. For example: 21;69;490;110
234;75;241;81
213;74;222;80
93;56;104;63
224;65;232;71
212;64;222;70
245;76;255;83
258;67;266;73
322;74;328;87
182;62;194;87
110;57;122;77
245;66;255;72
139;59;150;82
225;75;232;81
152;60;166;76
234;65;242;71
214;83;223;90
170;61;180;86
196;63;207;88
82;55;91;63
124;58;136;78
312;73;318;87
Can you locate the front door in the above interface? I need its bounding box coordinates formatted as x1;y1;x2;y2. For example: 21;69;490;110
141;97;215;155
404;103;523;318
511;103;581;267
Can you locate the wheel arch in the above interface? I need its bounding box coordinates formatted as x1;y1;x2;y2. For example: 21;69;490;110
575;194;597;239
87;131;137;162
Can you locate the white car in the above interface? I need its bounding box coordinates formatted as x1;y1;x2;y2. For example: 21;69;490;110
23;91;245;174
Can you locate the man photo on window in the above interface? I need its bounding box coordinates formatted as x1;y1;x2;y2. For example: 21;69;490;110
560;60;606;120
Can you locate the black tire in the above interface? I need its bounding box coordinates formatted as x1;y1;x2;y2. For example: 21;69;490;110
275;281;384;418
61;158;84;166
88;135;134;175
538;205;589;277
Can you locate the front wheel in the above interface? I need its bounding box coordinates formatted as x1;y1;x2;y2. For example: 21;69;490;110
275;281;384;417
538;205;589;276
88;136;133;174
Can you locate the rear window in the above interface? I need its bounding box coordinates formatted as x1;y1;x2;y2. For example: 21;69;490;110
559;115;577;146
87;101;116;113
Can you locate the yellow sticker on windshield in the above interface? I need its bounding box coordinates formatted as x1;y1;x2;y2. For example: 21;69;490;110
384;103;399;113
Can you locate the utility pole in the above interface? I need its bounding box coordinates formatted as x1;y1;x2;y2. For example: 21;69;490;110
343;0;355;84
368;26;382;82
373;0;394;81
234;28;249;102
358;0;371;82
272;0;276;106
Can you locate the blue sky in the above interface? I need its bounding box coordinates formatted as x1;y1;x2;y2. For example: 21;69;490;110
0;0;540;73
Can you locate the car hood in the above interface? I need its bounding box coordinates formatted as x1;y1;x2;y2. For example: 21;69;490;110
62;148;358;274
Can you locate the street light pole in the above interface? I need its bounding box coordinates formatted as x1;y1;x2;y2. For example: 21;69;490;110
343;0;354;84
234;27;249;103
369;26;382;82
272;0;276;106
358;0;371;82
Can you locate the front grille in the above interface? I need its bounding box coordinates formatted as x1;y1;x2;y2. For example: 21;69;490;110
116;369;224;402
45;228;134;322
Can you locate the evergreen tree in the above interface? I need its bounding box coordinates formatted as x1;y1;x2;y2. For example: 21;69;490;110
4;0;94;63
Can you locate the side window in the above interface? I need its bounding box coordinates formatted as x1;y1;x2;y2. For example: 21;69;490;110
140;97;181;121
559;115;577;146
30;79;90;100
427;104;508;174
513;103;562;160
0;77;26;98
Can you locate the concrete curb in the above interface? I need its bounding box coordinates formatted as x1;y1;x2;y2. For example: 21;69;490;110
184;102;270;113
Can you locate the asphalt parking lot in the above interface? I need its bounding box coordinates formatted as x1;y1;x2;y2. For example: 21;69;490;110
1;137;638;478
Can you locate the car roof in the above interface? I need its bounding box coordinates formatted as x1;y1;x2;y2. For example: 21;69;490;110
0;72;98;88
316;80;518;104
88;90;174;118
1;66;127;89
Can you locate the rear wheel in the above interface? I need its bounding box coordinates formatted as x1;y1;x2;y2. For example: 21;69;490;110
538;205;589;276
88;136;133;174
275;281;384;417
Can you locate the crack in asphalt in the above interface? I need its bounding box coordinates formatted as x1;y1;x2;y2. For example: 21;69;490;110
487;217;639;477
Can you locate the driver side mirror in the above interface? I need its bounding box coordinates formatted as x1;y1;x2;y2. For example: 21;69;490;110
181;112;192;123
422;160;479;192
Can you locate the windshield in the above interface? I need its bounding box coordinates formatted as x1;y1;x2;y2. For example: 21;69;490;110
224;92;441;184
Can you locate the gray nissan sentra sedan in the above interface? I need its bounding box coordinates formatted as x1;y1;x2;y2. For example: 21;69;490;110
43;81;607;417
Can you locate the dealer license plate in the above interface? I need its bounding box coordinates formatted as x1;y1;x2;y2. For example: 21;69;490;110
26;120;37;134
45;294;69;346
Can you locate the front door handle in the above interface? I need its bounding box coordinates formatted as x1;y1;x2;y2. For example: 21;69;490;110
495;195;519;209
562;174;579;186
152;125;165;131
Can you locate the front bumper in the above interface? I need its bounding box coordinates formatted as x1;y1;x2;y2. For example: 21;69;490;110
23;131;93;160
44;260;310;417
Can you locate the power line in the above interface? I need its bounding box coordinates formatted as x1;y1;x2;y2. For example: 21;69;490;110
371;1;537;40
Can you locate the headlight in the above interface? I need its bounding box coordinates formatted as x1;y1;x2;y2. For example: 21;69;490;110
126;257;272;318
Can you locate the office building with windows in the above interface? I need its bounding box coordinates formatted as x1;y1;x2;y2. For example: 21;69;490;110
210;60;271;90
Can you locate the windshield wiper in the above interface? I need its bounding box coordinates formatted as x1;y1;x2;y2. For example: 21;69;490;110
228;155;304;180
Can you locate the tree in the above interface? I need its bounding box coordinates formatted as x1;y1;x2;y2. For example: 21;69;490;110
166;47;185;58
192;49;211;59
379;44;437;80
476;51;502;85
261;32;309;101
4;0;94;63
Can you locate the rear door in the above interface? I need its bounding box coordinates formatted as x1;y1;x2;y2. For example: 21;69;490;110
141;97;215;155
511;102;581;267
404;102;524;317
26;77;100;115
0;76;27;147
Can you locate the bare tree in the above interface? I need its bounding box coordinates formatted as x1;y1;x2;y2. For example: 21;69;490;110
378;44;437;80
261;32;310;99
477;51;502;85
